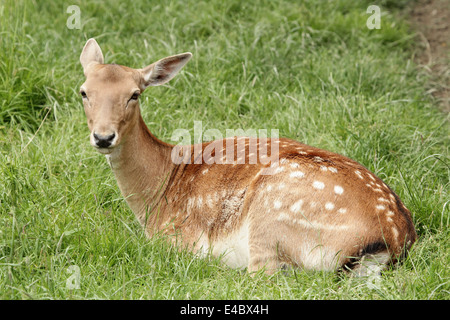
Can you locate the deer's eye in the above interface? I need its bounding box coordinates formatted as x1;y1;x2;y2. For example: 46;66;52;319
130;92;140;101
80;91;87;99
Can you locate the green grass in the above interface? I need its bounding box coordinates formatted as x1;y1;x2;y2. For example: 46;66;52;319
0;0;449;299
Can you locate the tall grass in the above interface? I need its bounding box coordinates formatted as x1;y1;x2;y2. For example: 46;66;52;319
0;0;448;299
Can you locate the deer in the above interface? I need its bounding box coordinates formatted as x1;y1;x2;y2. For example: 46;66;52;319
79;38;416;277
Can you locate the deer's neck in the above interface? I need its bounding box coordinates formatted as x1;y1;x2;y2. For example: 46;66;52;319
106;115;175;228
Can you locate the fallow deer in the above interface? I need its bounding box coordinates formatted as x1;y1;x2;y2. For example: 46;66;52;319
79;38;416;276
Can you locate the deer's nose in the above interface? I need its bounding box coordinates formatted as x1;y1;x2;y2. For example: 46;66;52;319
93;132;116;148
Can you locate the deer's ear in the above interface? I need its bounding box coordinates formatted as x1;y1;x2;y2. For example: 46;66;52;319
139;53;192;89
80;38;104;75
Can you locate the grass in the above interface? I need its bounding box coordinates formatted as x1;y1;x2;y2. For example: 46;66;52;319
0;0;449;299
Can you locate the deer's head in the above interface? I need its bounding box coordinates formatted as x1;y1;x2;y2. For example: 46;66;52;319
79;38;191;154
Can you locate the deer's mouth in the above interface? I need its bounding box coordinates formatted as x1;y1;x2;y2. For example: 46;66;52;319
95;146;114;154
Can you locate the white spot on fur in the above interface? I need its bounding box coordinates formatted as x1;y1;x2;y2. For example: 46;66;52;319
196;197;203;208
290;171;305;178
275;166;284;174
338;208;347;214
290;162;300;168
325;202;335;211
376;205;386;210
312;181;325;190
392;226;399;239
355;170;364;180
328;167;338;173
320;165;327;172
187;197;195;210
290;200;304;213
206;194;214;208
276;212;290;223
334;185;344;195
278;215;350;234
313;156;324;162
274;200;282;209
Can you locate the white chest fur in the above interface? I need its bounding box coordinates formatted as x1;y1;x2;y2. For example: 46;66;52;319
210;219;250;269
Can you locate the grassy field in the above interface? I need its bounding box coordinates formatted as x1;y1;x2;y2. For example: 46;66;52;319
0;0;448;300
